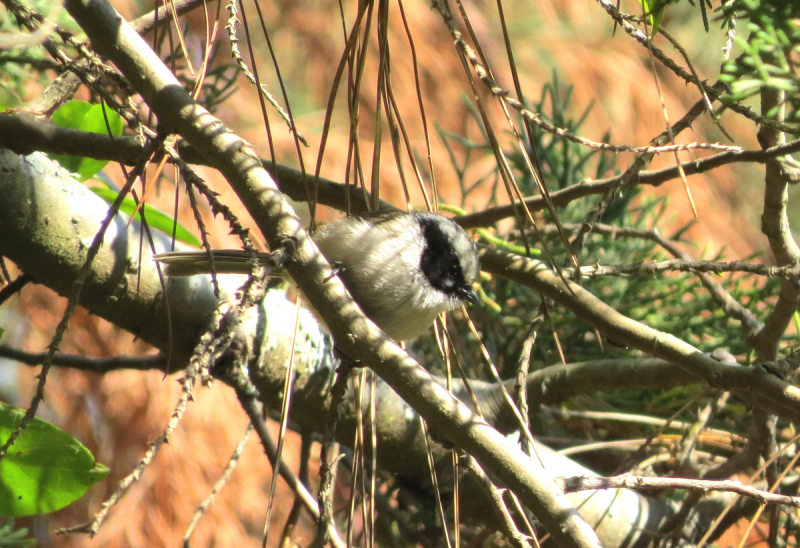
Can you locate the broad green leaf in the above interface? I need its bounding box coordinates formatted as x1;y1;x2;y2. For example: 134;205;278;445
0;402;109;517
48;100;124;181
90;187;202;248
50;100;92;132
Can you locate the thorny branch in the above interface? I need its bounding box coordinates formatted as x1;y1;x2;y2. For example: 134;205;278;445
562;475;800;508
566;259;800;282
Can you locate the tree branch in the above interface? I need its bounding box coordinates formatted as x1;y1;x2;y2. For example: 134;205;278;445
479;246;800;423
61;1;602;546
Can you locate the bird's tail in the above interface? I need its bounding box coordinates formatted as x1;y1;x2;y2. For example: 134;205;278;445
153;250;274;276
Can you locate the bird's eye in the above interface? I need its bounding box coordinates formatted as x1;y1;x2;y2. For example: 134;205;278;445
448;261;460;277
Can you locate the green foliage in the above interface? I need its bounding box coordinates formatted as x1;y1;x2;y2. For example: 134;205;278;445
0;0;80;110
637;0;670;35
434;75;781;373
0;402;109;517
415;73;781;474
719;0;800;124
48;100;124;181
89;186;201;248
47;100;200;247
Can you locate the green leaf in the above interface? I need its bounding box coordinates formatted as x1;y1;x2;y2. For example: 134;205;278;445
636;0;668;36
89;187;201;248
48;100;124;181
0;402;109;517
793;311;800;342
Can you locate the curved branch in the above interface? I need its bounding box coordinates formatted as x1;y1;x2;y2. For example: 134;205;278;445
479;246;800;423
0;149;216;363
0;146;682;548
750;89;800;359
5;113;800;233
62;2;602;546
457;138;800;229
0;113;395;218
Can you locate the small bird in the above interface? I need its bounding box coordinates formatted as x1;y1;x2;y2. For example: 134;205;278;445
154;211;481;341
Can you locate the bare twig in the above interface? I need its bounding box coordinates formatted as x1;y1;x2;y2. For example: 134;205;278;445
59;314;204;537
515;313;544;455
183;425;254;547
280;431;313;548
224;0;308;146
222;365;345;548
569;83;723;255
465;456;534;548
562;474;800;508
567;259;800;281
675;393;731;473
311;363;353;548
0;273;31;306
0;344;168;373
433;0;738;156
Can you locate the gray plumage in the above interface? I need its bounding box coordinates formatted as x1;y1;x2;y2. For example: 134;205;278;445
154;211;480;341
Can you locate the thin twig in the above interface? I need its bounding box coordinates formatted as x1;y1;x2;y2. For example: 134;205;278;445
0;344;168;372
514;313;544;456
279;431;313;548
223;365;345;548
432;0;738;156
457;136;800;229
465;456;533;548
569;82;722;255
675;393;731;472
567;259;800;281
224;0;307;146
0;273;31;306
562;474;800;508
183;425;254;547
60;322;204;537
311;362;353;548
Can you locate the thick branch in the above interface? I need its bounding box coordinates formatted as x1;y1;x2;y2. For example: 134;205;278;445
62;1;601;546
0;148;682;548
751;89;800;359
3;113;799;230
457;138;800;229
479;246;800;423
0;149;216;363
0;113;394;217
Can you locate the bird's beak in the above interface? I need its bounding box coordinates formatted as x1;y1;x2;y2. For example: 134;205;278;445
459;285;480;305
